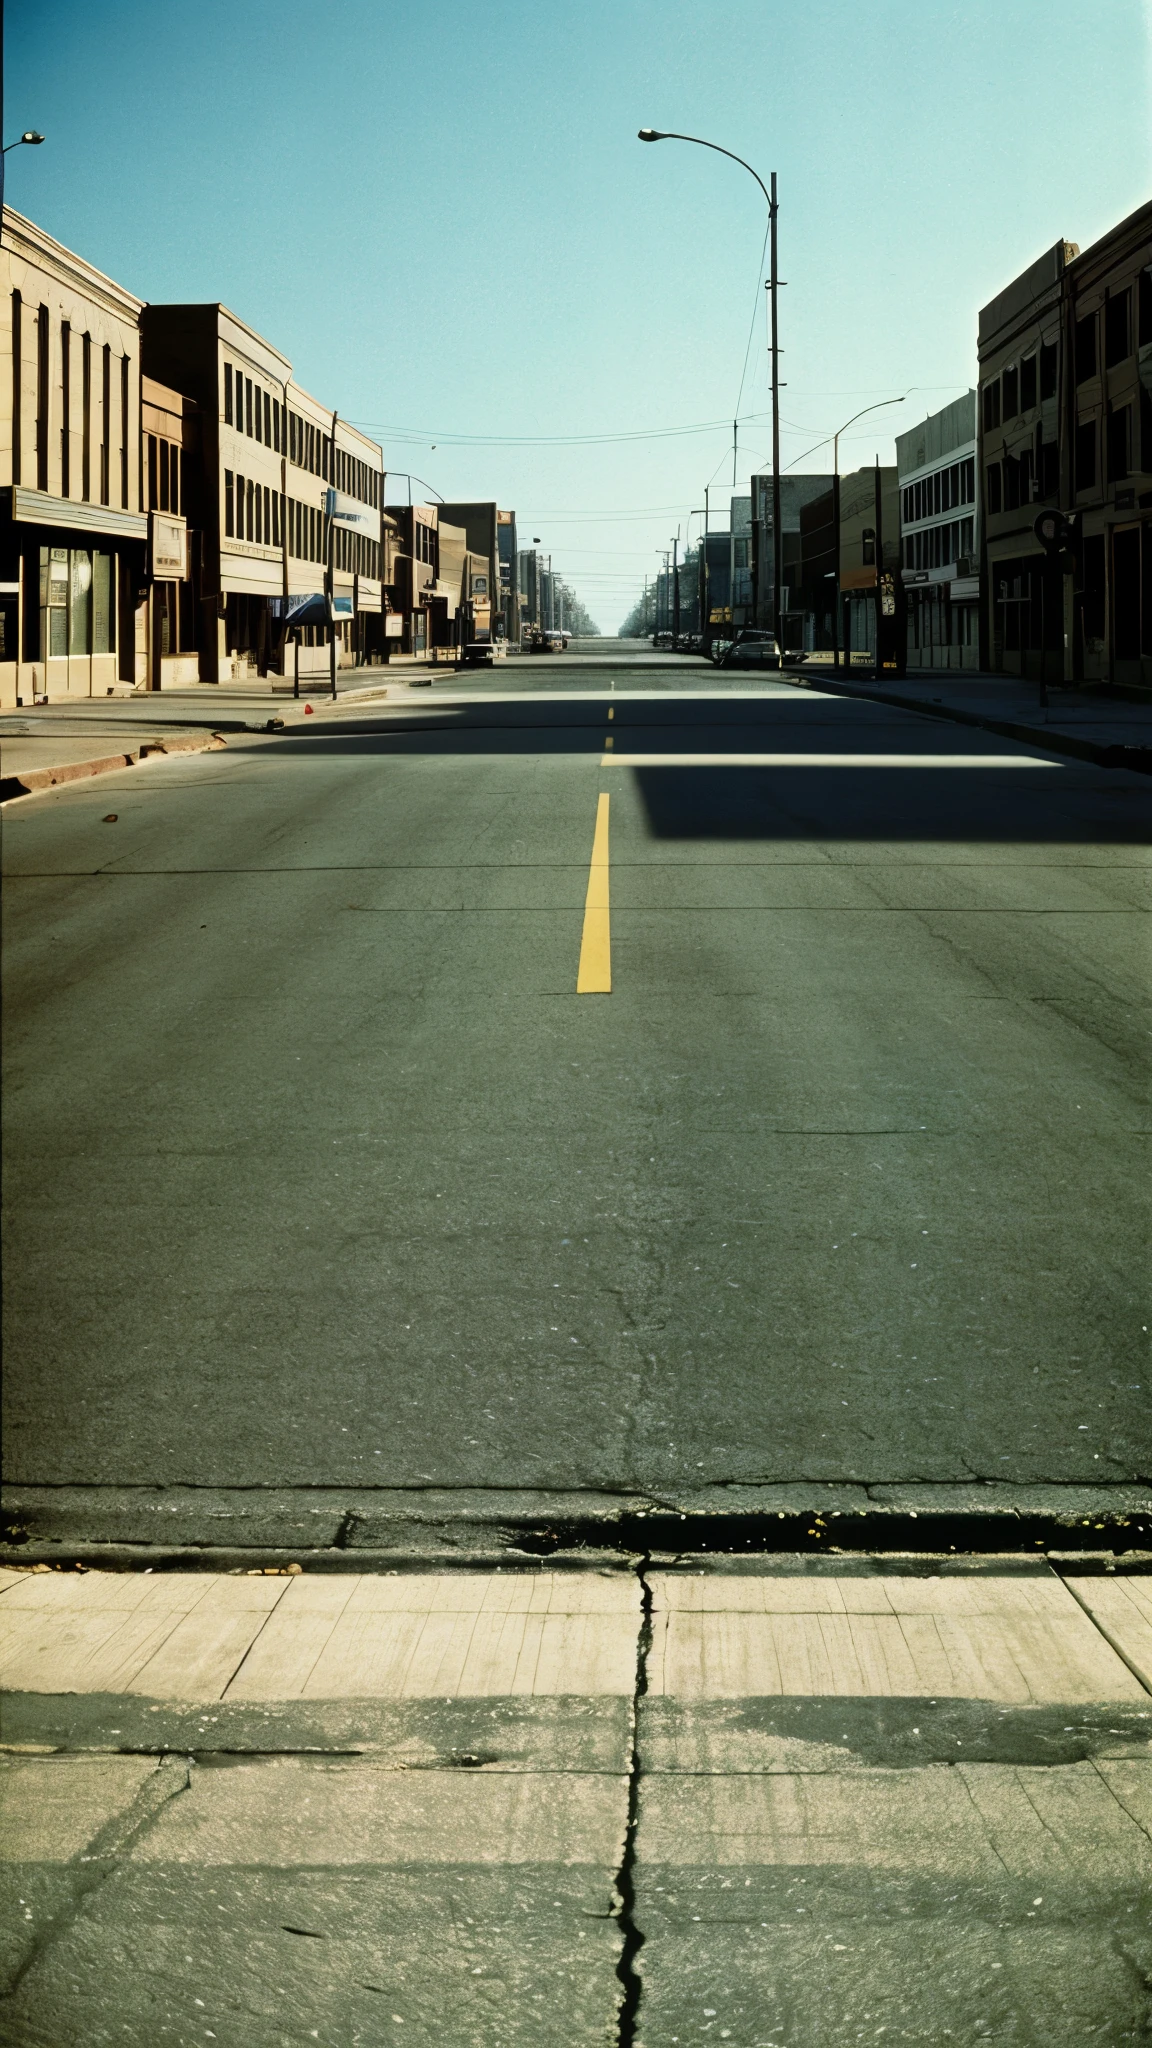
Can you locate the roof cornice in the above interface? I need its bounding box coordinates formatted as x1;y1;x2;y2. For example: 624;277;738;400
1;207;144;321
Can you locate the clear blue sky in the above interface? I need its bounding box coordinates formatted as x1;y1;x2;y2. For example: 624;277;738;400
7;0;1150;628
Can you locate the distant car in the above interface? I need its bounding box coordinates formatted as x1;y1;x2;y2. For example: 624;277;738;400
714;631;781;670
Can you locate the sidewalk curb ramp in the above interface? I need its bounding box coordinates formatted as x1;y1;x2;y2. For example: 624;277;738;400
0;730;227;802
784;668;1152;775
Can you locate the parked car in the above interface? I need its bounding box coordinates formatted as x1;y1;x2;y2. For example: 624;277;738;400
714;631;781;670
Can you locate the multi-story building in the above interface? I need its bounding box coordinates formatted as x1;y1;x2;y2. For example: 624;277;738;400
1;207;147;706
437;504;503;647
977;200;1152;686
383;503;444;658
142;305;385;681
749;470;833;647
896;392;979;671
796;465;902;668
139;372;199;688
496;509;518;642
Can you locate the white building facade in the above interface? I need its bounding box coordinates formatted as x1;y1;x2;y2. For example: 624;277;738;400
896;392;980;671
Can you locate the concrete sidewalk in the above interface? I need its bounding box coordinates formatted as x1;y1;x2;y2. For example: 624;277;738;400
1;1560;1149;2044
0;725;230;801
786;662;1152;774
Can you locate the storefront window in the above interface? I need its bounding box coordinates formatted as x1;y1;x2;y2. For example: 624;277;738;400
37;545;115;658
70;551;92;654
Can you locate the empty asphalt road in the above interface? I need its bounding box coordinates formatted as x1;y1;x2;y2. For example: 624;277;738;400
2;662;1148;1551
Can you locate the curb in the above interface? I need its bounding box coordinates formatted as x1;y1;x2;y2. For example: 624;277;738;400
784;669;1152;775
0;731;227;803
3;1484;1148;1563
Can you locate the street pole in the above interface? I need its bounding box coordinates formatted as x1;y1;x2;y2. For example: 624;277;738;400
769;172;782;649
702;490;709;649
637;132;780;648
327;410;338;701
672;534;680;650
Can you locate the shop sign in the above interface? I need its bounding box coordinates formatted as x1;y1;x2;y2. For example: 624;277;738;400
325;489;378;535
150;513;187;579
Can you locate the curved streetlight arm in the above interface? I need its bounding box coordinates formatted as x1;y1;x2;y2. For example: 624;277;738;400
638;130;772;213
833;394;905;447
3;132;45;153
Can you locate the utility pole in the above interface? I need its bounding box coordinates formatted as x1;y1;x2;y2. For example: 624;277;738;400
702;490;710;649
672;534;680;650
769;172;782;650
327;410;338;701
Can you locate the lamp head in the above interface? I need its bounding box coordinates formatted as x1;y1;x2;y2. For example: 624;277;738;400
637;129;664;142
21;132;44;145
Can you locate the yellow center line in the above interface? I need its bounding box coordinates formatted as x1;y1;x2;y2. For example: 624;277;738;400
576;792;611;994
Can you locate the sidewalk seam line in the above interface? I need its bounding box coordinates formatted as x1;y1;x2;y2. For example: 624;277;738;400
1057;1577;1152;1698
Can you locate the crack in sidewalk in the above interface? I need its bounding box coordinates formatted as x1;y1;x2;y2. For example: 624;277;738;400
613;1556;653;2047
0;1752;192;2005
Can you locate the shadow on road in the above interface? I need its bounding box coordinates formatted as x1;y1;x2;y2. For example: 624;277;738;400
239;698;1152;845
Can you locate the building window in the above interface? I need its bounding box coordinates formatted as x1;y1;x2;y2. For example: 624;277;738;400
273;399;280;453
1104;289;1131;369
11;290;22;485
1075;418;1096;492
1040;341;1058;401
120;354;130;508
1082;533;1105;643
60;322;71;496
1041;441;1060;498
1106;404;1130;483
246;478;254;539
245;377;253;436
1002;365;1018;420
101;344;111;505
82;333;91;501
69;550;91;654
225;470;234;537
986;462;1002;514
225;364;233;425
263;484;271;541
1075;313;1096;383
1141;266;1152;346
1003;455;1020;511
1020;355;1037;411
35;303;49;491
263;390;271;445
962;456;975;503
982;380;1001;430
148;433;158;510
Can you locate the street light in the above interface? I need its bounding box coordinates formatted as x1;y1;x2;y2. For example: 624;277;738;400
638;127;782;648
1;131;44;209
825;395;905;675
3;130;44;150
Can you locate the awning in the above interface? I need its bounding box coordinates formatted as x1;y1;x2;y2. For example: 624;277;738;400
8;485;147;542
